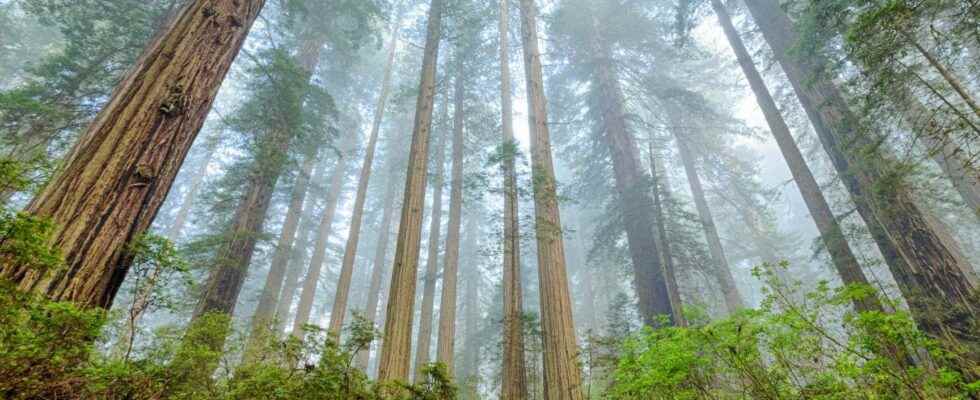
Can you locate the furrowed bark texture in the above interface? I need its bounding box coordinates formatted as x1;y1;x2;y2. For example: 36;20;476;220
586;15;673;326
744;0;977;340
500;0;528;397
710;0;882;313
377;0;445;385
518;0;585;398
1;0;266;309
328;17;401;336
292;149;352;337
413;128;447;383
435;56;466;372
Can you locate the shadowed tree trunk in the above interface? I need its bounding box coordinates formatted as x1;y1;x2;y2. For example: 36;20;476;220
500;0;528;397
585;14;674;326
518;0;585;398
413;126;447;383
744;0;977;343
377;0;445;386
276;159;330;332
328;15;401;337
292;144;353;338
709;0;882;313
0;0;266;309
435;54;466;372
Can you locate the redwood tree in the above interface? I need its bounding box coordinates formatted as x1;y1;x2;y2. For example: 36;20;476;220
0;0;266;308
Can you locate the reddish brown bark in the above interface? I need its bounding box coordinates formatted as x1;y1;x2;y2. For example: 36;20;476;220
0;0;266;308
413;128;447;383
377;0;445;386
518;0;585;398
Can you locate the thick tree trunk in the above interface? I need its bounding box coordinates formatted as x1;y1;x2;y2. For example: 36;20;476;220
673;132;744;315
355;155;401;370
710;0;882;313
245;149;318;356
275;160;329;332
291;148;352;337
500;0;528;397
435;57;466;372
0;0;266;309
586;14;673;326
377;0;445;386
328;17;401;337
412;128;447;383
744;0;977;341
518;1;585;398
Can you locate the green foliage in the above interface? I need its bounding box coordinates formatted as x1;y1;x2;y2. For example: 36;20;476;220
0;208;61;275
609;264;979;399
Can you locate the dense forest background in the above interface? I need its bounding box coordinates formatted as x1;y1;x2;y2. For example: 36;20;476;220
0;0;977;399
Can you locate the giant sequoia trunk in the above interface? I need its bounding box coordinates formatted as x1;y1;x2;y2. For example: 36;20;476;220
377;0;444;386
0;0;266;309
744;0;977;342
355;154;402;370
586;15;673;326
245;149;318;356
435;57;466;372
412;128;447;383
518;1;585;398
709;0;881;313
292;147;352;337
328;17;401;337
499;0;528;397
671;129;744;314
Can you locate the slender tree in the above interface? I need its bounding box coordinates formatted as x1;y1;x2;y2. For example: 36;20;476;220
645;133;686;325
328;14;402;337
413;125;447;383
435;53;466;372
292;143;354;337
0;0;266;308
377;0;445;385
709;0;882;313
744;0;977;343
499;0;528;397
518;0;585;398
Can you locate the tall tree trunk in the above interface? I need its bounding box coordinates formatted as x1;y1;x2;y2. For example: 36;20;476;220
645;134;686;325
328;16;402;337
435;55;466;372
672;131;744;314
412;127;447;383
459;213;482;398
292;147;352;337
0;0;266;309
245;149;318;357
355;154;402;370
744;0;977;342
275;159;329;332
500;0;528;397
167;135;220;241
377;0;445;386
518;1;585;398
710;0;882;313
585;14;673;326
